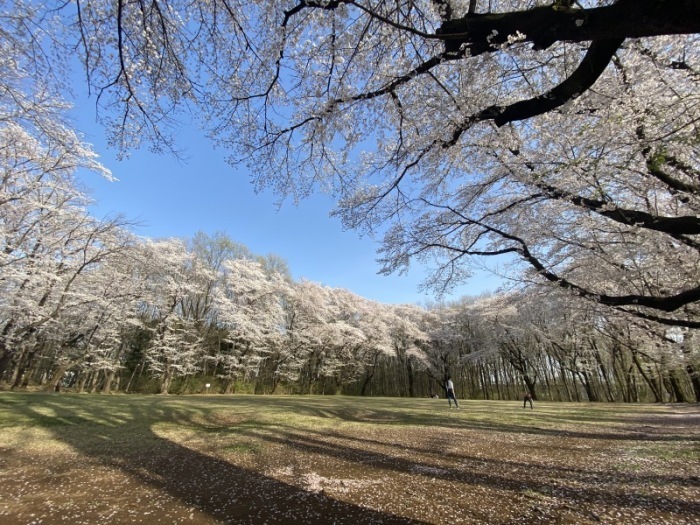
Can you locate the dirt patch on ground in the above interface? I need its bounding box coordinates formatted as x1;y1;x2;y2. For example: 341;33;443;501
0;397;698;524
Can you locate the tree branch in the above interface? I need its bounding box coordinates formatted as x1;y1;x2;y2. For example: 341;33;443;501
534;183;700;238
437;0;700;56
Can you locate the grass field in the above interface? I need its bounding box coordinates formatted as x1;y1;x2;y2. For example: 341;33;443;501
0;393;698;524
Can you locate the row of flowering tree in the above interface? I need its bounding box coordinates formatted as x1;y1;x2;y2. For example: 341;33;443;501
2;153;698;401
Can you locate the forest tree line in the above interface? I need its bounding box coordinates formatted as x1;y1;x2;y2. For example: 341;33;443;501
1;154;697;401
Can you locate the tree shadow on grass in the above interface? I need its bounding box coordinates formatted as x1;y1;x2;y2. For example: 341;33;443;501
231;424;700;521
5;394;699;523
7;395;426;525
262;397;700;443
312;427;700;489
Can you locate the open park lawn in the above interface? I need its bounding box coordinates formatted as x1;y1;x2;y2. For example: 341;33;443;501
0;394;698;524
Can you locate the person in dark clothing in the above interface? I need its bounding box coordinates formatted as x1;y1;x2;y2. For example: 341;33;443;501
523;392;533;409
445;376;459;409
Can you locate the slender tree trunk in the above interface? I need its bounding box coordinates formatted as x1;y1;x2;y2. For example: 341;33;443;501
360;370;375;396
686;364;700;402
539;356;553;401
0;318;19;381
102;344;125;394
77;372;89;393
479;364;489;400
569;368;582;402
667;371;689;403
0;349;14;383
406;359;416;397
593;348;616;402
90;371;101;393
102;369;116;394
9;347;28;388
160;367;172;394
628;365;639;402
45;364;71;392
11;348;38;389
631;352;663;402
559;361;574;402
577;370;598;402
611;347;630;402
491;362;501;400
20;360;39;389
125;357;145;393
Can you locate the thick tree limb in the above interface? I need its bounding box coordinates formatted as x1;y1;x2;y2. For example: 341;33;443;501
508;226;700;314
534;183;700;237
491;37;623;126
420;200;700;311
437;0;700;56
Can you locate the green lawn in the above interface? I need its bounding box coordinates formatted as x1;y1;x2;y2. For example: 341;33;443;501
0;393;698;524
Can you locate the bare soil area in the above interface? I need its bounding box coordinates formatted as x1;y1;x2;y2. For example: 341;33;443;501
0;394;698;524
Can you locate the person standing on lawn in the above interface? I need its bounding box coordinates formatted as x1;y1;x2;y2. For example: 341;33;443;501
523;391;534;409
445;376;459;409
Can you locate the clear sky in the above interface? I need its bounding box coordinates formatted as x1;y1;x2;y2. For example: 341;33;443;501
71;103;505;306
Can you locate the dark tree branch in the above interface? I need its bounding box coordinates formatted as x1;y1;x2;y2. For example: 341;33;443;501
615;308;700;329
534;183;700;237
492;37;623;126
413;200;700;323
437;0;700;56
504;226;700;314
434;36;623;147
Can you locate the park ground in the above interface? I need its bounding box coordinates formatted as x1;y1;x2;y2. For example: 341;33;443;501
0;394;698;524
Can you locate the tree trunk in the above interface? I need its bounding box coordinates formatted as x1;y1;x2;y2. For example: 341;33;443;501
125;357;144;393
45;364;71;392
406;359;416;397
11;348;36;389
522;373;537;401
77;372;89;393
593;348;616;402
631;351;663;402
577;370;599;402
667;371;689;403
360;369;375;396
89;371;101;393
160;367;172;394
686;364;700;402
611;346;631;402
102;369;117;394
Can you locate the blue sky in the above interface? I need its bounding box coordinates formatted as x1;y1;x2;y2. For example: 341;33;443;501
71;104;505;305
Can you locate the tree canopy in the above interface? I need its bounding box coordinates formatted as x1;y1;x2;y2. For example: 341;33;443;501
4;0;700;327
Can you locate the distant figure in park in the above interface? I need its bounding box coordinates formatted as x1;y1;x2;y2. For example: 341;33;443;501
523;391;533;409
445;376;459;409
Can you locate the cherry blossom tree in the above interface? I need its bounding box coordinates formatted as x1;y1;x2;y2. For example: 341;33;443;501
0;123;130;384
384;304;431;397
59;0;700;324
332;291;395;395
298;286;387;394
136;238;216;394
38;249;142;393
275;279;336;393
213;257;291;393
